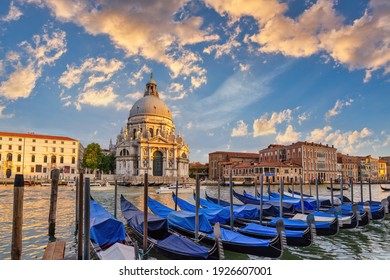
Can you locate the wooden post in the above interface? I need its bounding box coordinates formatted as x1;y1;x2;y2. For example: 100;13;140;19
48;169;60;237
350;177;354;204
360;179;363;202
368;178;372;201
229;170;234;229
259;175;264;224
143;173;148;256
83;178;90;260
174;178;179;211
114;180;118;218
279;178;284;218
217;179;221;205
11;174;24;260
267;177;271;200
195;174;200;241
315;178;319;211
291;178;294;197
330;177;334;206
77;173;83;260
299;177;304;214
340;177;344;204
75;178;79;232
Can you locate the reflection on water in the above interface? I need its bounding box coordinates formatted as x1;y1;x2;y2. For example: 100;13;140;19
0;183;389;260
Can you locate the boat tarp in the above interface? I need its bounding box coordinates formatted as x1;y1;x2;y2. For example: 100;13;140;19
173;194;230;224
205;192;280;217
90;199;126;247
269;217;331;229
97;242;136;260
207;227;271;247
156;234;209;259
147;196;213;233
120;195;168;234
241;223;303;238
197;196;259;219
234;190;294;213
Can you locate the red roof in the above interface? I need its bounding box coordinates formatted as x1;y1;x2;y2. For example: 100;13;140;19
209;151;258;158
0;131;78;142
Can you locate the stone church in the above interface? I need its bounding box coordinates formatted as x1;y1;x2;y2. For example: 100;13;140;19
113;74;190;180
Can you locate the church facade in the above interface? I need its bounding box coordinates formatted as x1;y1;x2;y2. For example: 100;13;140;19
113;75;190;179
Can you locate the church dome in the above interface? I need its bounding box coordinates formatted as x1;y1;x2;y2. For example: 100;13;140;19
128;74;173;120
129;95;173;120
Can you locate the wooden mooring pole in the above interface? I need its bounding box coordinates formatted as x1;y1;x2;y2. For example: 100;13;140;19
48;169;60;237
11;174;24;260
77;173;84;260
83;178;90;260
143;173;148;257
114;180;118;218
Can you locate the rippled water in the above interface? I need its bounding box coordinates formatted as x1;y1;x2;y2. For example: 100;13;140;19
0;183;389;260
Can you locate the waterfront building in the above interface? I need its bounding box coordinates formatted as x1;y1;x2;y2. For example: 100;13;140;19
337;153;359;182
259;141;337;184
0;131;81;180
208;151;258;180
378;159;387;181
114;74;189;181
379;156;390;181
189;162;208;179
357;155;379;182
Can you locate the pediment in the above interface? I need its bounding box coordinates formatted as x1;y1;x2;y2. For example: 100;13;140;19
149;135;170;144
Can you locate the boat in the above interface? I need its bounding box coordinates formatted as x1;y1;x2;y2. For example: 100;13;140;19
89;198;140;260
156;184;193;194
90;182;102;187
380;184;390;191
148;196;285;258
327;184;349;191
120;195;222;260
199;193;314;247
233;190;339;236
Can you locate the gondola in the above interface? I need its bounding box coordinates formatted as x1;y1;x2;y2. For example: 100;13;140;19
120;195;221;260
89;198;140;260
148;196;285;258
326;185;349;191
199;193;314;247
233;190;339;236
380;184;390;191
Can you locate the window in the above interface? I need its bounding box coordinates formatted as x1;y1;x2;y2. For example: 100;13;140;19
45;140;48;143
52;147;56;152
19;138;22;142
31;167;34;173
53;141;56;144
18;146;22;151
0;144;2;149
0;154;1;161
61;148;64;153
72;157;75;164
16;166;21;172
7;153;12;161
32;139;36;142
72;149;75;153
43;168;47;173
61;141;64;144
17;154;21;162
8;145;12;150
44;155;47;163
32;146;35;151
60;156;64;164
31;155;35;162
9;138;12;141
51;155;56;164
73;142;76;145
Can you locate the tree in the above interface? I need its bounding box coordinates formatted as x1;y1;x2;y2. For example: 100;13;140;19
82;143;103;171
99;153;116;174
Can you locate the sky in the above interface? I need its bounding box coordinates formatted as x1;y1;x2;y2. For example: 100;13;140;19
0;0;389;163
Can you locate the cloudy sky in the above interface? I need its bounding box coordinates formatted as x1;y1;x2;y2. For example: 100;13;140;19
0;0;389;163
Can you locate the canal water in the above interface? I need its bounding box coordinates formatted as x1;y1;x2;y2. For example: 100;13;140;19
0;183;389;260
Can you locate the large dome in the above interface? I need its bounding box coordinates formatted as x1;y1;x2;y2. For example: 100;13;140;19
129;95;173;120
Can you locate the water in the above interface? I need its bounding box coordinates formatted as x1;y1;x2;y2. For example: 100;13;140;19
0;183;389;260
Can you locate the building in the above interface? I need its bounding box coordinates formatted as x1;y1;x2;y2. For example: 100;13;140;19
337;153;359;182
0;131;81;180
114;74;189;181
259;141;337;183
189;162;208;179
357;155;379;182
379;156;390;181
208;151;259;180
378;159;387;181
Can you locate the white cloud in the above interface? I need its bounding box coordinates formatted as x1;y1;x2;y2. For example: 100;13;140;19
239;63;251;72
37;0;218;82
1;1;23;22
203;26;241;59
59;57;123;89
298;112;310;125
276;125;301;144
231;120;248;137
167;82;184;93
129;65;151;86
0;105;14;119
253;109;292;137
77;86;118;107
125;91;143;101
307;126;373;154
0;64;40;100
325;98;353;120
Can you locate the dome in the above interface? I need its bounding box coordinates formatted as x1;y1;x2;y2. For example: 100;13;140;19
129;95;173;120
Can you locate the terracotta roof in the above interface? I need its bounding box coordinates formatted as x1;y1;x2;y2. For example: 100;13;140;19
0;131;78;142
209;151;258;158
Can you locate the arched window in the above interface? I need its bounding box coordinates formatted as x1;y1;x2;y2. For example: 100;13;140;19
120;149;129;156
7;153;12;161
153;151;163;176
133;129;137;139
31;155;35;162
60;156;64;164
181;153;187;159
44;155;48;163
51;155;56;164
17;154;22;162
72;157;75;164
149;128;154;137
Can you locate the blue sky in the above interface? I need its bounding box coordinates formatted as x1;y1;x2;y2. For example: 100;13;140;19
0;0;389;163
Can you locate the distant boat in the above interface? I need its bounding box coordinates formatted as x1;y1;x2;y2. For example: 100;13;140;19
327;184;349;191
380;184;390;191
156;184;193;194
